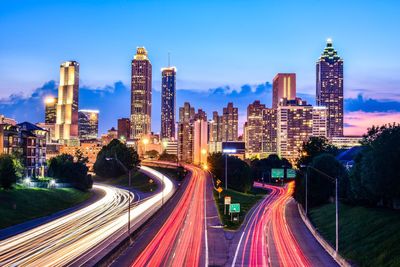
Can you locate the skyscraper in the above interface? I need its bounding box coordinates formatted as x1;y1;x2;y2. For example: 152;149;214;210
117;118;130;140
272;73;296;108
316;39;344;137
263;108;277;154
245;100;266;157
221;102;238;142
55;61;79;143
179;102;195;123
44;96;57;124
277;98;313;163
161;67;176;140
312;106;328;137
78;109;99;140
178;102;195;162
131;47;152;139
208;111;223;153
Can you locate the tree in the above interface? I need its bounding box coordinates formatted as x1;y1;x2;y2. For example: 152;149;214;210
250;154;291;182
75;149;89;164
297;136;338;168
306;153;346;208
159;151;178;162
94;139;140;178
208;152;253;193
349;124;400;208
146;150;159;160
0;154;18;189
47;154;92;191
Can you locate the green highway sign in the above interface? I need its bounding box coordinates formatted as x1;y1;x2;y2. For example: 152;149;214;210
286;169;296;179
229;203;240;213
271;168;284;178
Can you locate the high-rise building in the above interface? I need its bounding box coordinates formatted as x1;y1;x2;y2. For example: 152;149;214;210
208;111;223;153
272;73;296;108
193;118;208;165
221;102;238;142
245;100;266;157
179;102;195;123
312;106;328;137
316;39;344;137
263;108;277;154
161;67;176;140
131;47;152;139
277;98;313;163
78;109;99;140
117;118;130;140
55;61;79;143
194;109;207;121
44;96;57;124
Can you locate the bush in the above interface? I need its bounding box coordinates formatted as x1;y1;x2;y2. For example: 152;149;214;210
0;154;18;189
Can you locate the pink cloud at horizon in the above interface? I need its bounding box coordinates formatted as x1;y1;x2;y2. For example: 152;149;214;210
344;111;400;136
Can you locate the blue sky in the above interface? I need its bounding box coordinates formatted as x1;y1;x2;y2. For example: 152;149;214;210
1;0;400;135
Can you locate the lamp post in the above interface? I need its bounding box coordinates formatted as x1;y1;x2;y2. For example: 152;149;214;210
300;164;339;253
106;154;132;239
142;137;149;158
222;148;236;190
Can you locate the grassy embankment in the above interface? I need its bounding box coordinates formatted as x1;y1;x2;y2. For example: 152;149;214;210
0;186;91;229
214;186;268;230
93;171;158;193
310;203;400;267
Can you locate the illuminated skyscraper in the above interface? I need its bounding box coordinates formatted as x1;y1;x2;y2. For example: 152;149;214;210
179;102;195;123
221;102;238;142
263;108;277;154
78;110;99;140
316;39;344;137
44;96;57;124
312;106;328;137
161;67;176;140
272;73;296;108
131;47;152;139
55;61;79;143
178;102;195;162
277;98;313;163
245;100;265;157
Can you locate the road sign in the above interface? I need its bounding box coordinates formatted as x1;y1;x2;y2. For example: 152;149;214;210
229;203;240;213
216;179;222;186
216;187;223;193
271;168;284;178
286;168;296;179
224;196;231;205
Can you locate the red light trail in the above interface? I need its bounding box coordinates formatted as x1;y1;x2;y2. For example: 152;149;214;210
131;165;206;267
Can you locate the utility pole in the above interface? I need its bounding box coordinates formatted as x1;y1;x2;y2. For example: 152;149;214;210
305;167;308;216
225;153;228;190
336;177;339;253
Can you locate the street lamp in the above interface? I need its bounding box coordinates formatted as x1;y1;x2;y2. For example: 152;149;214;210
222;148;236;190
300;164;339;253
105;154;132;240
142;137;149;157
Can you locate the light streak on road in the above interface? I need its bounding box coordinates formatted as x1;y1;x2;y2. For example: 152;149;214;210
0;166;174;267
132;165;206;267
233;181;311;267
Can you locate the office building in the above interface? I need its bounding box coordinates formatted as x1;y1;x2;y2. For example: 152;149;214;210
44;96;57;124
245;100;266;157
55;61;80;144
273;73;296;108
78;109;99;140
263;108;278;155
208;111;223;153
316;39;344;137
0;123;20;155
277;98;313;163
161;67;176;140
312;106;328;137
179;102;195;123
193;118;208;165
131;47;152;139
117;118;130;140
101;127;118;145
221;102;238;142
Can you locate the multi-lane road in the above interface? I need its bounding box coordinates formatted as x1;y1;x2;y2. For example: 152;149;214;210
131;164;207;267
0;166;174;267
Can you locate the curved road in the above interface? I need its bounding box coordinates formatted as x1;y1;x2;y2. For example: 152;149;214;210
0;166;174;267
131;164;207;267
232;181;336;267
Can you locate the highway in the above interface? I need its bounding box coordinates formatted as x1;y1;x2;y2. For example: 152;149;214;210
131;164;207;267
0;166;174;267
232;182;311;267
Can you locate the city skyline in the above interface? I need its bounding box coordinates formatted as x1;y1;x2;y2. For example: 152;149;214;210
1;1;400;136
